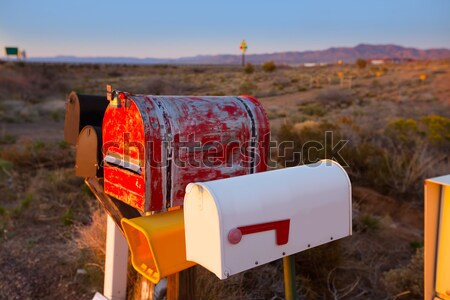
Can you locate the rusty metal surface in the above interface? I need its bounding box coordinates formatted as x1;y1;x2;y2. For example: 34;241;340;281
64;91;109;145
102;93;270;212
75;126;102;177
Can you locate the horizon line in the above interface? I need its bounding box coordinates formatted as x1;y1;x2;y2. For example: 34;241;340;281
3;43;450;60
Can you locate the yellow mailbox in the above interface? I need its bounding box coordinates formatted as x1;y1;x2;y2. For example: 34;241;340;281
121;209;195;284
425;175;450;300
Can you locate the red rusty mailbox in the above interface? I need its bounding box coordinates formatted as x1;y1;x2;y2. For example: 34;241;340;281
102;90;270;212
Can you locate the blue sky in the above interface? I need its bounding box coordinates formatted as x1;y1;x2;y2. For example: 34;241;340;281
1;0;449;58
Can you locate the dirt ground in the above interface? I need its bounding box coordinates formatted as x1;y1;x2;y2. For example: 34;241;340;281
0;60;449;300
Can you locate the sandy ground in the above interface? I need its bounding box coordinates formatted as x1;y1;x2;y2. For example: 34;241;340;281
1;120;64;142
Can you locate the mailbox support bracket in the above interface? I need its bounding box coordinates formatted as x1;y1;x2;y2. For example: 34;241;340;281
85;177;141;233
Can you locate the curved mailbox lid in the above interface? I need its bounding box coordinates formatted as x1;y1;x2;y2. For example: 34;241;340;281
64;91;109;145
184;160;352;279
103;93;270;212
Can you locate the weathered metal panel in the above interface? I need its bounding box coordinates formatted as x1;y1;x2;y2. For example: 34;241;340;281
103;92;270;212
424;175;450;300
64;91;109;145
75;125;103;177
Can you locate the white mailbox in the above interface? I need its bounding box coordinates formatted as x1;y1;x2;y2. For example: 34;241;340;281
184;160;352;279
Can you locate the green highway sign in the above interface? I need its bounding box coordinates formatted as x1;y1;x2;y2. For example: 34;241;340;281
5;47;19;56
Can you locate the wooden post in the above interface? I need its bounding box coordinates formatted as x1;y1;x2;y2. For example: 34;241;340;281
104;215;129;300
166;268;196;300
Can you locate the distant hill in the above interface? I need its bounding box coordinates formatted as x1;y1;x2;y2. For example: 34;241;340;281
21;44;450;65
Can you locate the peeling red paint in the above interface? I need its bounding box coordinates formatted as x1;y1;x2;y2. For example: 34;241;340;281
103;94;270;213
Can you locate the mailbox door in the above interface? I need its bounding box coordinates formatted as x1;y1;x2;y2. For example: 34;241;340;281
103;98;150;210
436;185;450;300
75;126;102;177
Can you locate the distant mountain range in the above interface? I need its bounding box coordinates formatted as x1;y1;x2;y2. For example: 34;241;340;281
20;44;450;65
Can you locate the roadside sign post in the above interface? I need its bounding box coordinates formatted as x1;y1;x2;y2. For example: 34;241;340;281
4;47;19;60
240;40;247;66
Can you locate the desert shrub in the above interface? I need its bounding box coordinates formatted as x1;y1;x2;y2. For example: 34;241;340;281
195;262;284;300
409;240;423;250
74;208;107;292
420;115;450;143
432;69;447;75
107;71;122;77
210;90;225;96
267;108;290;120
0;134;17;145
341;142;385;179
356;214;381;232
0;158;13;174
299;103;326;117
359;116;449;196
272;76;291;90
296;242;345;299
197;240;346;300
276;122;345;167
378;142;442;195
385;118;420;144
385;116;450;148
146;77;198;95
262;60;276;72
316;87;353;107
75;208;106;261
190;67;206;74
276;114;448;199
239;81;257;95
371;79;380;87
0;140;73;169
0;64;69;101
146;78;167;95
243;62;254;74
382;249;423;299
355;59;367;69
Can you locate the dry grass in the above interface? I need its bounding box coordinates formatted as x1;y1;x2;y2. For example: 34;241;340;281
75;208;107;263
382;249;424;299
0;60;449;299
